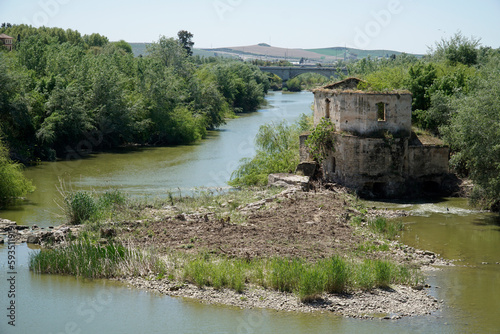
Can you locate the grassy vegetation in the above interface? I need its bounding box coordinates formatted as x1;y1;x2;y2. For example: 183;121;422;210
31;240;419;303
29;238;166;279
367;217;404;240
349;200;404;241
180;254;420;302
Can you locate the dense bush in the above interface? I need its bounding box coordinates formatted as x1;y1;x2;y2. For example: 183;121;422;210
0;139;34;207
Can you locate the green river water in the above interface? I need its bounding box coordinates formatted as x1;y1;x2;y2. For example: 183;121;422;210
1;92;500;333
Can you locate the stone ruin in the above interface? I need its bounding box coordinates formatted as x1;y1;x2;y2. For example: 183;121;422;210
299;78;450;197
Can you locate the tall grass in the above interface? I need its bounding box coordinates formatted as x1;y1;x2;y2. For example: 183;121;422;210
181;255;420;302
183;255;248;292
367;217;404;240
29;239;165;279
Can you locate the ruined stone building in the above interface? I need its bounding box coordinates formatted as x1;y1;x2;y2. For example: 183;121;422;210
299;78;450;197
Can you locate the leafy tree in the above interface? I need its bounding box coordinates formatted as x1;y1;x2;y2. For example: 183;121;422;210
0;139;34;207
441;57;500;210
0;26;269;162
405;62;437;111
147;36;193;77
229;117;310;186
83;33;109;48
36;83;95;154
429;31;481;66
112;40;133;54
177;30;194;56
286;77;302;92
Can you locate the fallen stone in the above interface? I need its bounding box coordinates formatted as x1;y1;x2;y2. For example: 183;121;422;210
268;173;310;190
27;234;41;244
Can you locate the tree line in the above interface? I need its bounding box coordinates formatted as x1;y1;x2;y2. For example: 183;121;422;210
0;24;269;163
0;24;269;206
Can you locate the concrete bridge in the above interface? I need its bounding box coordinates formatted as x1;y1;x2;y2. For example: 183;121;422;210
258;66;347;83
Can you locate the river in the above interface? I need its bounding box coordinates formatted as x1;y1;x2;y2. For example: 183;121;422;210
1;91;500;333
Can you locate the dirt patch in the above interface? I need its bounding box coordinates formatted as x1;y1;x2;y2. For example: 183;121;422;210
119;187;410;261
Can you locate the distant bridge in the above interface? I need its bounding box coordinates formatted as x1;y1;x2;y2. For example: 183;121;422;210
258;66;347;83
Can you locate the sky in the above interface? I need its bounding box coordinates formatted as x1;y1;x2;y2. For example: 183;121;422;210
1;0;499;54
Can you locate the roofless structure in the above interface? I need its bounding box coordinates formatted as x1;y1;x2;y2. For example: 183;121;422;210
300;78;450;197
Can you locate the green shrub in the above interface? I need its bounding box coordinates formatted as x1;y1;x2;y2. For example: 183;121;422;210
0;140;35;207
61;188;127;225
305;117;335;163
66;191;99;225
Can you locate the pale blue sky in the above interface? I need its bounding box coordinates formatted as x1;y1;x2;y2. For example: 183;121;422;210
1;0;499;53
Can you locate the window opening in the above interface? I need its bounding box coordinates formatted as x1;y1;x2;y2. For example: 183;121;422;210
376;102;386;121
325;99;331;119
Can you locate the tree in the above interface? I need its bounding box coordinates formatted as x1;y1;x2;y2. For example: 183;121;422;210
0;139;34;207
229;118;310;186
112;40;133;54
430;31;481;66
177;30;194;56
405;62;437;111
441;56;500;210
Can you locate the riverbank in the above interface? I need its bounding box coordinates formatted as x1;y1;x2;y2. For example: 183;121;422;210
125;276;442;319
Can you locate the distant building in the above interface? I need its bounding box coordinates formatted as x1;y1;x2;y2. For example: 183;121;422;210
299;78;450;197
0;33;14;51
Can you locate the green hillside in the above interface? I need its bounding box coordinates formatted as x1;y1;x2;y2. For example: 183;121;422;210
307;47;423;60
130;43;237;58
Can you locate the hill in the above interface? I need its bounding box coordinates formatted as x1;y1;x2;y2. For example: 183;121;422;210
307;47;423;60
130;42;422;62
206;44;339;62
130;43;238;59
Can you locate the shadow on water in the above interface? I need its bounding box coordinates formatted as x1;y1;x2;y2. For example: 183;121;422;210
471;213;500;227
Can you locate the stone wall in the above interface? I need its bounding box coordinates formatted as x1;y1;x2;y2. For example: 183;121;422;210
408;145;449;177
323;134;407;196
313;90;412;137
